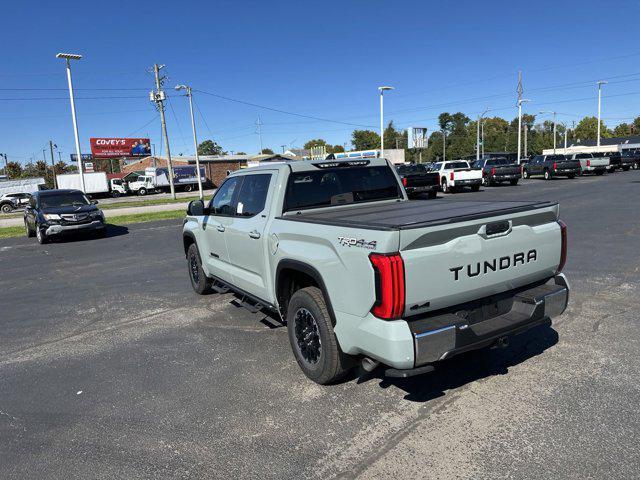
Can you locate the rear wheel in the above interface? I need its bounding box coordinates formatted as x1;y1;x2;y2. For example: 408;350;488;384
441;178;449;193
187;243;212;295
184;184;193;192
623;166;630;171
1;203;13;213
522;169;529;179
470;184;480;192
568;174;576;179
287;286;351;384
595;170;605;176
510;179;519;186
427;190;437;199
633;162;639;170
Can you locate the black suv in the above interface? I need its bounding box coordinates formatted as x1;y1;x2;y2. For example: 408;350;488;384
24;189;106;244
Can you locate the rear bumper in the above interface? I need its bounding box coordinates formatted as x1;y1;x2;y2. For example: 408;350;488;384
45;220;105;235
490;174;520;181
406;185;438;194
410;274;569;366
553;168;580;176
452;178;482;186
334;274;569;372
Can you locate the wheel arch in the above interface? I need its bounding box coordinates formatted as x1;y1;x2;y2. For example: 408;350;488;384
276;259;336;324
183;231;197;257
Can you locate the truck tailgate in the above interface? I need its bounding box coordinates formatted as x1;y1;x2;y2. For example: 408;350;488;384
454;169;482;180
399;203;561;315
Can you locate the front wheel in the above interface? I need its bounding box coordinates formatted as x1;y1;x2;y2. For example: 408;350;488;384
287;286;351;384
1;203;13;213
522;169;529;179
544;170;551;180
187;243;212;295
184;184;193;192
36;224;48;244
138;188;147;196
25;221;35;237
633;162;639;170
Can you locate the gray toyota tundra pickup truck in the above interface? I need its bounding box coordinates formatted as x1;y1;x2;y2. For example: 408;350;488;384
182;158;569;384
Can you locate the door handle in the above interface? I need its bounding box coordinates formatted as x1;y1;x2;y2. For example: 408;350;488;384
216;225;225;232
249;230;261;239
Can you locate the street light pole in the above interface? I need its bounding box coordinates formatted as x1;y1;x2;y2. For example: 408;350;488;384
517;99;531;164
597;80;607;147
56;53;85;193
540;111;558;154
477;108;489;160
175;84;203;199
378;86;394;158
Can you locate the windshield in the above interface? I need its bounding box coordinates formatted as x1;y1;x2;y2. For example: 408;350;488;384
284;165;401;211
40;192;90;208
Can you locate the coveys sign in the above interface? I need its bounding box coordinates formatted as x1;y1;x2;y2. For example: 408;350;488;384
89;138;151;158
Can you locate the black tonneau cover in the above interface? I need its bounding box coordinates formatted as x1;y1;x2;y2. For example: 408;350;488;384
281;200;556;231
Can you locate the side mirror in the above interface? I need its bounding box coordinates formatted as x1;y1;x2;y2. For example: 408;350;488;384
187;199;208;216
92;200;99;205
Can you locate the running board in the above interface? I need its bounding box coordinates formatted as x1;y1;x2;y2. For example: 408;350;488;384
239;296;263;314
212;281;230;294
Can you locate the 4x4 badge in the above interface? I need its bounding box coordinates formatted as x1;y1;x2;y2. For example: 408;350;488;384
337;236;377;250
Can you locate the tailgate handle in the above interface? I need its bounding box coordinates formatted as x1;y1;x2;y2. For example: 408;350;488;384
478;220;512;239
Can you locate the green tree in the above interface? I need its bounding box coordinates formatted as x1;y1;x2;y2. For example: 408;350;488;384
197;139;224;156
261;148;274;155
573;116;610;141
352;130;380;150
236;151;247;155
329;144;345;153
303;139;329;150
383;121;404;149
5;161;22;178
614;123;633;136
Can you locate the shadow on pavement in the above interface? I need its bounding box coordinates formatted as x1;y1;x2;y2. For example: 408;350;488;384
46;224;129;243
364;322;559;402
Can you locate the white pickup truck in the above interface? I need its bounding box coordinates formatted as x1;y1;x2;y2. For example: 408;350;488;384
565;153;608;175
432;160;483;193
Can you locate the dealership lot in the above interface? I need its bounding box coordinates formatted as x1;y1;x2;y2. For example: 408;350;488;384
1;172;639;479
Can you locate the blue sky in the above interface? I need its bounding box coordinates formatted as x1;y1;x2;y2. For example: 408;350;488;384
3;0;640;164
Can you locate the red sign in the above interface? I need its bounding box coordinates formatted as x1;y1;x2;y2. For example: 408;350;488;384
89;138;151;158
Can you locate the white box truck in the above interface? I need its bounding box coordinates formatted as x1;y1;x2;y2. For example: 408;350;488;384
56;172;128;197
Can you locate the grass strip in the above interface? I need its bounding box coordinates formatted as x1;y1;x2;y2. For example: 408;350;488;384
0;209;185;239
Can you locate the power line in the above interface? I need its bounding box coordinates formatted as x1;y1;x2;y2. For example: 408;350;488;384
126;115;159;137
193;88;376;128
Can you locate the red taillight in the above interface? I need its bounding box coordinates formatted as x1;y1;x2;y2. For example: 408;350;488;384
586;159;591;167
402;177;407;187
491;167;496;175
557;220;567;274
369;253;405;320
450;172;454;181
553;162;558;170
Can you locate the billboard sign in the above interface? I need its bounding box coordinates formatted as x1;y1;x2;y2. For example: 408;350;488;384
408;127;428;149
90;138;151;158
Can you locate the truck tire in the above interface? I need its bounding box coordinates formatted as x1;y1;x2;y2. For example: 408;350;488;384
568;174;576;179
1;203;13;213
510;179;519;186
595;170;605;176
544;169;551;180
184;184;193;192
25;221;35;238
36;224;48;244
287;286;351;384
187;243;212;295
471;184;480;192
622;166;630;171
427;190;437;199
112;191;120;198
441;178;449;193
522;169;529;179
138;188;147;196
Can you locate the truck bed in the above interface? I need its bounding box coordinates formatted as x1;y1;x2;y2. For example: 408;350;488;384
282;200;556;231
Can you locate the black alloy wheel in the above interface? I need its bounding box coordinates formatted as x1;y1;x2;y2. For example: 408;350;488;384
293;308;322;365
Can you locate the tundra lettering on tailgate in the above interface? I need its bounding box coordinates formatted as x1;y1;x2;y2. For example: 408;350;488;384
450;250;537;281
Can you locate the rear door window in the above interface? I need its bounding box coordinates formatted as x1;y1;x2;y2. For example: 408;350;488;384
235;174;271;217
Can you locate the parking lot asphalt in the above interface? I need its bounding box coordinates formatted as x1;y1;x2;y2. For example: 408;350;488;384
1;172;639;479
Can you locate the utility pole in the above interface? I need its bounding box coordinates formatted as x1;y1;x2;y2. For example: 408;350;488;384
597;80;607;147
150;63;176;199
255;115;264;153
49;141;58;188
0;153;7;178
